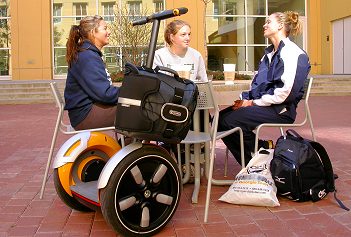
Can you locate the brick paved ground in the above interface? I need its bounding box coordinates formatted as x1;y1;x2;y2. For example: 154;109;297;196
0;96;351;236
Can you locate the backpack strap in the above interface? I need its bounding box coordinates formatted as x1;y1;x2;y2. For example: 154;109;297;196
163;87;185;138
310;141;335;192
286;129;304;139
310;141;350;211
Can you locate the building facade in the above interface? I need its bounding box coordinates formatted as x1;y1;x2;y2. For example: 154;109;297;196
0;0;350;81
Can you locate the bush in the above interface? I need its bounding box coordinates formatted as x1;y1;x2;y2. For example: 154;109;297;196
207;70;224;80
111;71;124;82
235;74;252;80
207;70;252;80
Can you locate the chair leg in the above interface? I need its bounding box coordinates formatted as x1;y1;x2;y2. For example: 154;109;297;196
178;144;191;184
238;129;245;169
204;128;244;222
254;127;260;154
204;144;216;222
279;127;284;136
306;106;317;141
120;135;125;147
39;116;61;199
224;148;228;177
192;143;201;204
177;144;182;173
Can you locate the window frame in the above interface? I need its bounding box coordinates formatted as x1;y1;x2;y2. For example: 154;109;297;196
153;0;163;12
127;1;142;16
102;2;115;22
205;0;307;74
74;2;88;22
53;3;62;24
50;0;166;78
0;1;11;79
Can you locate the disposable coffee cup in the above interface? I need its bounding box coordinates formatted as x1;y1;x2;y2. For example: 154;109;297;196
171;65;192;80
177;70;191;79
223;64;236;85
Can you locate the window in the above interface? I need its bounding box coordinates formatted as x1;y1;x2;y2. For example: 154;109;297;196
0;5;6;17
74;3;87;21
153;0;163;12
213;0;219;19
0;1;10;77
206;0;306;73
224;1;235;21
128;1;141;16
54;47;67;75
0;6;6;27
53;3;62;24
102;2;115;22
52;0;158;78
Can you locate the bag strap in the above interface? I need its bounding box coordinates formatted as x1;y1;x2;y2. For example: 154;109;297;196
310;141;350;211
154;65;180;78
333;190;350;211
163;87;185;139
310;141;335;192
286;129;304;140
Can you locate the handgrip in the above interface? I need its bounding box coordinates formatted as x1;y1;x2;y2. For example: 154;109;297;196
131;7;188;26
154;66;179;78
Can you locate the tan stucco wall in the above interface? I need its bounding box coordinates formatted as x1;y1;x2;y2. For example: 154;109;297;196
307;0;321;74
308;0;351;74
10;0;52;80
320;0;351;74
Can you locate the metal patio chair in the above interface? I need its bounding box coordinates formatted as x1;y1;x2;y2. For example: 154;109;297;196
176;81;245;222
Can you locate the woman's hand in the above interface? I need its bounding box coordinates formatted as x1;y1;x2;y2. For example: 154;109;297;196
232;99;254;110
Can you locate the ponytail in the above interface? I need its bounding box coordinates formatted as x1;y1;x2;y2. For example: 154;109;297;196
65;15;103;68
66;25;82;68
273;11;302;37
284;11;302;36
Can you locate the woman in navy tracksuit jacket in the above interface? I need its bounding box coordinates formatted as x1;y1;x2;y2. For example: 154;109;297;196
64;15;119;130
218;11;311;165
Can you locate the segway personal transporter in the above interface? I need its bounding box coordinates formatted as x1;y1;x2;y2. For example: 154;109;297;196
51;7;198;237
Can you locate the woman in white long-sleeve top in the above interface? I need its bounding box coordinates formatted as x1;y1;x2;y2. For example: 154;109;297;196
153;20;207;82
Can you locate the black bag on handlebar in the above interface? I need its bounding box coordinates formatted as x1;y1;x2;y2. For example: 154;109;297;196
115;63;198;143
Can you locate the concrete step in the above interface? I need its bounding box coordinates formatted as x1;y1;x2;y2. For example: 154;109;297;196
0;80;66;104
310;76;351;96
0;76;350;104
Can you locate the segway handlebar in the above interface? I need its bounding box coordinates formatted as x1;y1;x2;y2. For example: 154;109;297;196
131;7;188;26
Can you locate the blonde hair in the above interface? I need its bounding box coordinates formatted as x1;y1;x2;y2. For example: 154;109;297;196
273;11;302;37
66;15;103;67
164;20;190;46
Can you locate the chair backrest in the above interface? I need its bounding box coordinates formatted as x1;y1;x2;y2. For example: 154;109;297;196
195;82;218;111
300;77;313;121
50;82;64;110
302;77;313;101
49;82;76;133
193;82;220;137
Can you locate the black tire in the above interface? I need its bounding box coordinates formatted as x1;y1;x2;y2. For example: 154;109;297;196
53;149;110;212
100;144;182;237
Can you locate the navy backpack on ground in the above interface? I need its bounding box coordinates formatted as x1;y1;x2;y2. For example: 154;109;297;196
271;129;349;210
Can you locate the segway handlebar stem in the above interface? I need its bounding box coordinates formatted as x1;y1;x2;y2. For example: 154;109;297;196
131;7;188;26
132;7;188;69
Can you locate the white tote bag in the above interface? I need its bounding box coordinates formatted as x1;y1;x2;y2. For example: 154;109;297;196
219;148;280;207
